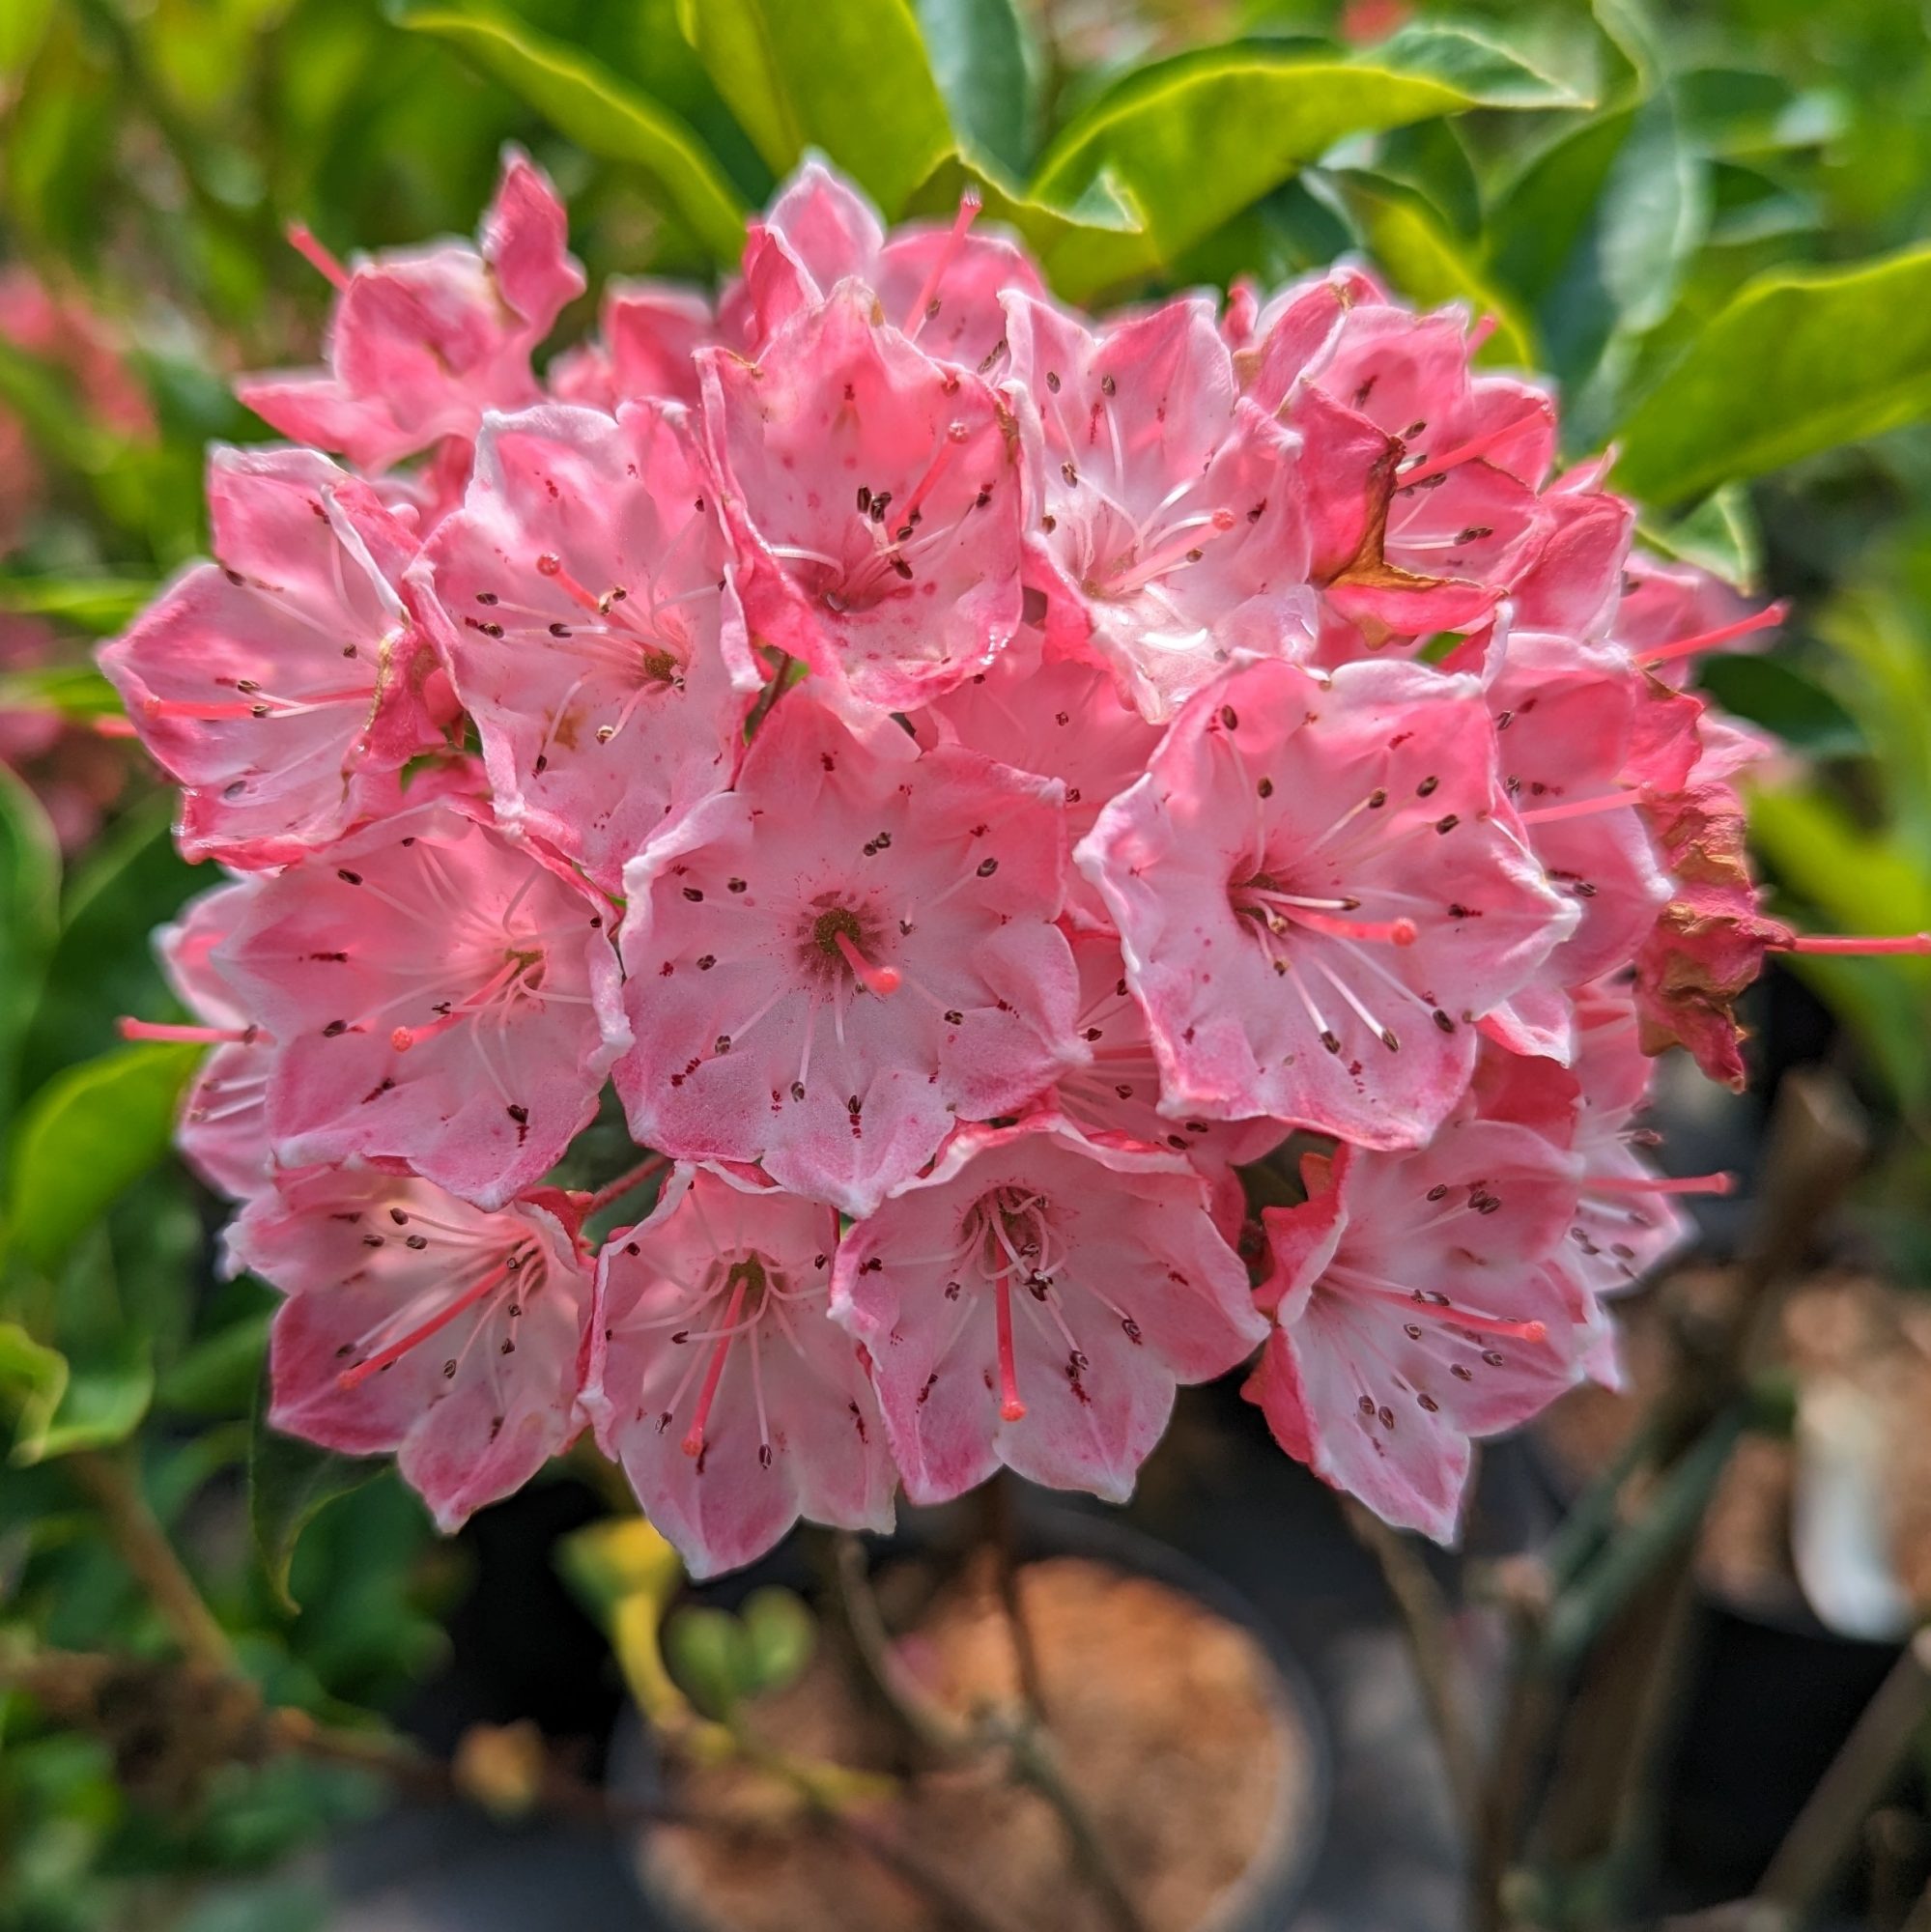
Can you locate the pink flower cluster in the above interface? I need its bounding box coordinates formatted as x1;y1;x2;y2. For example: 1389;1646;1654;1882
106;153;1867;1570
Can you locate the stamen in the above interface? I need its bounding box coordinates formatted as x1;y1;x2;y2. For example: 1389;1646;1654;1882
902;190;982;338
95;715;139;739
1637;601;1787;668
337;1254;521;1389
1775;931;1931;957
1517;791;1636;826
994;1266;1026;1422
1399;407;1546;487
119;1017;254;1045
536;553;618;616
833;929;901;996
898;421;972;523
1584;1170;1734;1197
1108;508;1237;597
287;221;350;291
682;1265;752;1456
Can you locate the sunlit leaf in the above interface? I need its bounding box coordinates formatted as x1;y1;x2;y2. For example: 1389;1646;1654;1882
1614;244;1931;505
674;0;952;216
914;0;1041;180
399;2;751;262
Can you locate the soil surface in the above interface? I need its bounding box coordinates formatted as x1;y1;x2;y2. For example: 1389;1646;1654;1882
641;1554;1316;1932
1538;1270;1931;1615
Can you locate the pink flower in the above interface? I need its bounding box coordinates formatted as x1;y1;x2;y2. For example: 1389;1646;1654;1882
1003;291;1314;720
228;1166;590;1530
910;650;1159;930
99;446;449;867
833;1117;1266;1504
546;281;716;411
585;1165;895;1577
613;695;1081;1217
213;797;629;1208
1480;629;1671;990
735;159;1042;371
697;282;1027;714
1612;552;1784;688
1054;931;1289;1171
154;881;275;1201
1078;657;1576;1149
1245;1122;1586;1542
239;150;583;473
415;401;748;892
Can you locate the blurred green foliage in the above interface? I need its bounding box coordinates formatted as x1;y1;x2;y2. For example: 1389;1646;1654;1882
5;0;1931;1924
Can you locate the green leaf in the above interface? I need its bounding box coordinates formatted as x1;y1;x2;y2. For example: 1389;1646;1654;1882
1334;174;1535;367
914;0;1041;180
248;1365;381;1615
157;1310;273;1418
12;1332;153;1464
1031;35;1576;299
398;3;750;263
0;1322;69;1454
1370;22;1589;111
3;1041;201;1276
0;576;156;631
663;1605;750;1719
1640;481;1763;591
0;661;122;720
738;1585;815;1697
0;764;59;1122
676;0;953;216
1489;107;1637;311
17;798;204;1101
1613;245;1931;506
1695;656;1862;758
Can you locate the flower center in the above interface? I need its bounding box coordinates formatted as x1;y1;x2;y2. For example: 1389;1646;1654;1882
799;897;900;996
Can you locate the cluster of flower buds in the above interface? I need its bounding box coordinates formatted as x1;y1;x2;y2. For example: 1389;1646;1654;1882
106;153;1925;1572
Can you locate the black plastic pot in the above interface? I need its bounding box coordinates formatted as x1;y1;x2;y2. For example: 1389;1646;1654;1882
612;1495;1333;1932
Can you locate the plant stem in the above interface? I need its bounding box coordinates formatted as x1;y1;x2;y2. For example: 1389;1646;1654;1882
1344;1499;1483;1850
68;1451;239;1677
981;1473;1049;1722
1751;1629;1931;1925
831;1532;1150;1932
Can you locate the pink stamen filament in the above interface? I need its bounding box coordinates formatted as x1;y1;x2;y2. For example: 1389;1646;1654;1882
898;422;972;523
1400;408;1544;488
682;1270;751;1456
1518;791;1636;826
1586;1170;1734;1197
833;930;901;996
143;685;369;723
1638;601;1788;668
903;190;982;337
119;1017;254;1045
1776;931;1931;957
1109;508;1237;596
95;715;139;739
535;553;616;616
391;954;531;1050
994;1266;1026;1423
586;1153;671;1213
1242;885;1416;946
1337;1271;1548;1343
337;1255;521;1390
287;222;350;291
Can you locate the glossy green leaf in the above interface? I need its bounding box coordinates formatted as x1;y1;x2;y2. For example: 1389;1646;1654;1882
1489;107;1636;311
0;765;59;1121
674;0;952;216
3;1041;200;1276
399;3;750;262
1334;174;1535;367
249;1363;382;1614
914;0;1041;180
1032;33;1578;298
1614;245;1931;505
